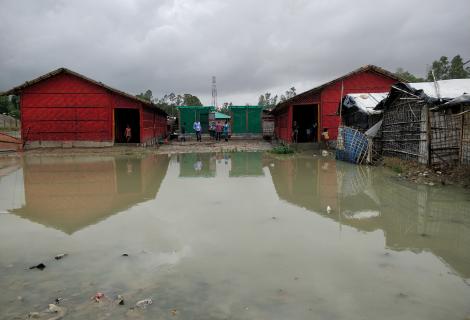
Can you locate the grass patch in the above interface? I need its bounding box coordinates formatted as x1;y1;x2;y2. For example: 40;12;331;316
270;144;294;154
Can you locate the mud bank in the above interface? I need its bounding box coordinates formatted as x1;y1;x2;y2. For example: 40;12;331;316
382;157;470;188
0;140;272;157
156;140;273;154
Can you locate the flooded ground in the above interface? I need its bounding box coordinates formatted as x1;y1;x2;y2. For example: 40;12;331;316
0;152;469;319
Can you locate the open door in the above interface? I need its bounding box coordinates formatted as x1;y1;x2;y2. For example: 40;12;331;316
293;104;318;142
114;109;140;143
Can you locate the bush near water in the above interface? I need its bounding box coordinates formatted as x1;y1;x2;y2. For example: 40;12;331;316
271;143;294;154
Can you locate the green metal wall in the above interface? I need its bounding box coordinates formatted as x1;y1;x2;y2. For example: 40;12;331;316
229;106;262;134
178;106;213;133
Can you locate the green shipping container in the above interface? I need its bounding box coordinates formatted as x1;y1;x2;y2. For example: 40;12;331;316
229;106;262;134
178;106;213;133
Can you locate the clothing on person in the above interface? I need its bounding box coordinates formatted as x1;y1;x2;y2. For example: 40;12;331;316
125;125;132;143
193;121;202;141
223;122;230;141
215;123;222;141
209;121;216;138
321;128;330;149
292;121;299;143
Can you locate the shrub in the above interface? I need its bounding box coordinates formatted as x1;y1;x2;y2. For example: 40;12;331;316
271;144;294;154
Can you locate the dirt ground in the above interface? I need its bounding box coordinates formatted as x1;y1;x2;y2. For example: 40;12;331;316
156;139;273;154
382;157;470;188
0;139;274;157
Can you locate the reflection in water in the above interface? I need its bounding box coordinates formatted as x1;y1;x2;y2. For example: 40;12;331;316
178;152;265;178
0;152;470;319
11;154;169;234
268;154;470;278
179;153;216;177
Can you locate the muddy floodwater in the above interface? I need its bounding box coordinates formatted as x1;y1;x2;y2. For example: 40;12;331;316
1;152;469;319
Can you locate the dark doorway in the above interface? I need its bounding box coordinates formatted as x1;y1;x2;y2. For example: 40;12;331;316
293;104;318;142
115;108;140;143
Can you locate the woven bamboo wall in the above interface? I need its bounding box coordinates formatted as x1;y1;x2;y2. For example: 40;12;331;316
381;93;426;162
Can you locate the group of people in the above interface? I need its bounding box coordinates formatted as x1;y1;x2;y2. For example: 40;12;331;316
179;120;230;142
208;120;230;141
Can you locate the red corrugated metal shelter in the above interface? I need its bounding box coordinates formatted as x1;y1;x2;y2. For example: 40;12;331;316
1;68;167;148
271;65;401;143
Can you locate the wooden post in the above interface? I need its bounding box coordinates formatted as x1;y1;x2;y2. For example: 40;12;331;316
427;107;431;167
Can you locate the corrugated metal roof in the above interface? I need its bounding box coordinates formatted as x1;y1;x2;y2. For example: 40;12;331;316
213;112;231;119
272;65;403;113
375;79;470;110
0;67;167;115
407;79;470;99
342;93;387;115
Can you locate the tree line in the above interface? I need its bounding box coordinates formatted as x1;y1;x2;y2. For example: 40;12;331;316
136;89;203;117
395;54;470;82
0;95;19;118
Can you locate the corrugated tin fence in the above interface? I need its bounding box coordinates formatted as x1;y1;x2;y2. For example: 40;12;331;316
0;114;20;129
178;106;212;133
229;106;262;134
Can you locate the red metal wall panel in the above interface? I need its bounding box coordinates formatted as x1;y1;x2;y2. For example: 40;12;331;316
23;73;106;94
274;70;396;142
320;70;396;139
141;107;167;143
20;73;113;142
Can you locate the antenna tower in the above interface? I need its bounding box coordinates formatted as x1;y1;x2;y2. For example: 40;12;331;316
211;76;218;109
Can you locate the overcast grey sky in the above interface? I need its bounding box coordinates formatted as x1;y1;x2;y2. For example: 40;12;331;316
1;0;469;105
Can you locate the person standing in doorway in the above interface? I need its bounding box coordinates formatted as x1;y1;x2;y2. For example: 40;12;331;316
193;120;202;142
125;124;132;143
321;128;330;149
223;120;230;142
292;121;299;143
311;123;318;142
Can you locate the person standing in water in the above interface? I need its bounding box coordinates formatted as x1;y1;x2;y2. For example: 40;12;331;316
223;120;230;142
193;120;202;142
125;124;132;143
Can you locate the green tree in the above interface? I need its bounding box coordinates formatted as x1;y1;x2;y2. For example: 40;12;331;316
182;94;202;106
280;87;297;102
258;92;278;110
218;102;232;115
394;68;424;82
136;89;153;101
427;56;450;81
0;96;9;114
0;95;20;118
448;55;469;78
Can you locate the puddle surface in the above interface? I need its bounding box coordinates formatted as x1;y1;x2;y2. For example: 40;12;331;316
0;152;469;319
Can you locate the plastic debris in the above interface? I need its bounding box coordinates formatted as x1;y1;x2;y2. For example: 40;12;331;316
93;292;105;302
117;295;125;305
322;150;329;157
326;206;332;214
28;312;40;318
54;254;67;260
135;298;153;308
29;263;46;270
55;298;64;304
